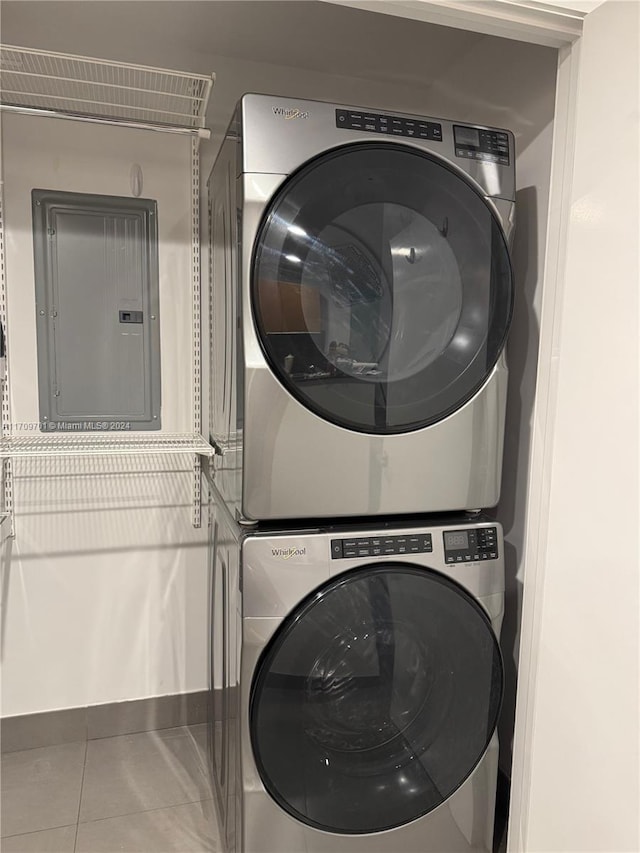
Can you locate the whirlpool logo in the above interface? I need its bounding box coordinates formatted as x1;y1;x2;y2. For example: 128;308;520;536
271;547;307;560
272;106;310;120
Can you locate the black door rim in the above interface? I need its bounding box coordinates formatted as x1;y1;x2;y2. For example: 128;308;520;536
250;141;514;435
249;564;504;835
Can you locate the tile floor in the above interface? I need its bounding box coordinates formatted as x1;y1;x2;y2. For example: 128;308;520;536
0;725;219;852
2;723;509;853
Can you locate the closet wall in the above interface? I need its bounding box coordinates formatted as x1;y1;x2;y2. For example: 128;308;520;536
1;116;207;716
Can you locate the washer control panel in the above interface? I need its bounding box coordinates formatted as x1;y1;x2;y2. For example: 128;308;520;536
453;125;510;165
331;534;433;560
443;527;499;563
336;109;443;141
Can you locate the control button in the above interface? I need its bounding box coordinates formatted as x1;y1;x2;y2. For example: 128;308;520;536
331;539;343;559
398;546;407;554
384;547;395;555
456;556;463;562
447;557;455;563
464;555;471;561
336;109;442;141
408;536;420;545
344;548;357;558
372;547;382;556
356;538;371;547
344;539;357;549
410;545;420;553
499;157;509;165
357;548;371;557
371;538;382;546
383;538;396;546
490;552;497;559
472;554;480;561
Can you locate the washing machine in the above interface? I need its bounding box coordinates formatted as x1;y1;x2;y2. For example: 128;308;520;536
208;94;516;522
208;487;505;853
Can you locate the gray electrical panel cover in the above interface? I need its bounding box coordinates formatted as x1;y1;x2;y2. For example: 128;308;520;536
32;189;161;431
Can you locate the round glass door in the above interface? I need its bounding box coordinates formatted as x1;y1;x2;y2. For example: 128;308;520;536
252;143;513;433
250;565;503;834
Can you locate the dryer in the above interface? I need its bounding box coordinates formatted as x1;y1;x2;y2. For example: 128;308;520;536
208;94;515;521
208;487;505;853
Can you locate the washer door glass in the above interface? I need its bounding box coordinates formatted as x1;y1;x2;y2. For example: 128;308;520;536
250;565;503;834
252;143;513;434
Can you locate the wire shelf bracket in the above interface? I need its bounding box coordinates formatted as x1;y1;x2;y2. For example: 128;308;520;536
0;45;214;138
191;135;204;528
0;125;14;540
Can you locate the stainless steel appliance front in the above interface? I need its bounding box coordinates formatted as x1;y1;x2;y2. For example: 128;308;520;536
209;492;505;852
208;94;516;521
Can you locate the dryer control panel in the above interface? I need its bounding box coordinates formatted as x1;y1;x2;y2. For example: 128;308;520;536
336;108;443;141
454;125;510;165
443;527;499;563
331;534;432;559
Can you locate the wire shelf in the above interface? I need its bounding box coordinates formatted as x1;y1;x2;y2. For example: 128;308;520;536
0;432;216;459
0;45;214;135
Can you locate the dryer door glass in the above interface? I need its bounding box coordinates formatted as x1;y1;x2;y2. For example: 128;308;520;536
250;565;503;834
252;142;513;433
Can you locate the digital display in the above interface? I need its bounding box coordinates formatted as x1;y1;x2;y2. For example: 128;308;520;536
454;126;480;148
444;530;469;550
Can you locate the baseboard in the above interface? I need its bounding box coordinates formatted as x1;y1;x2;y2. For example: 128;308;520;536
1;690;209;753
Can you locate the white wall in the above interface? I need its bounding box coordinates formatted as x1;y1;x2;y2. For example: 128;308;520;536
1;115;209;716
511;1;639;849
496;119;555;769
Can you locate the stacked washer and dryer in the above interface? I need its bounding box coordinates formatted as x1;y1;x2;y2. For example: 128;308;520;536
207;94;515;853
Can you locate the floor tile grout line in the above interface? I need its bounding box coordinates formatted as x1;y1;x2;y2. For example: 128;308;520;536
0;822;77;841
0;738;88;756
76;794;215;827
0;723;206;754
73;739;88;853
